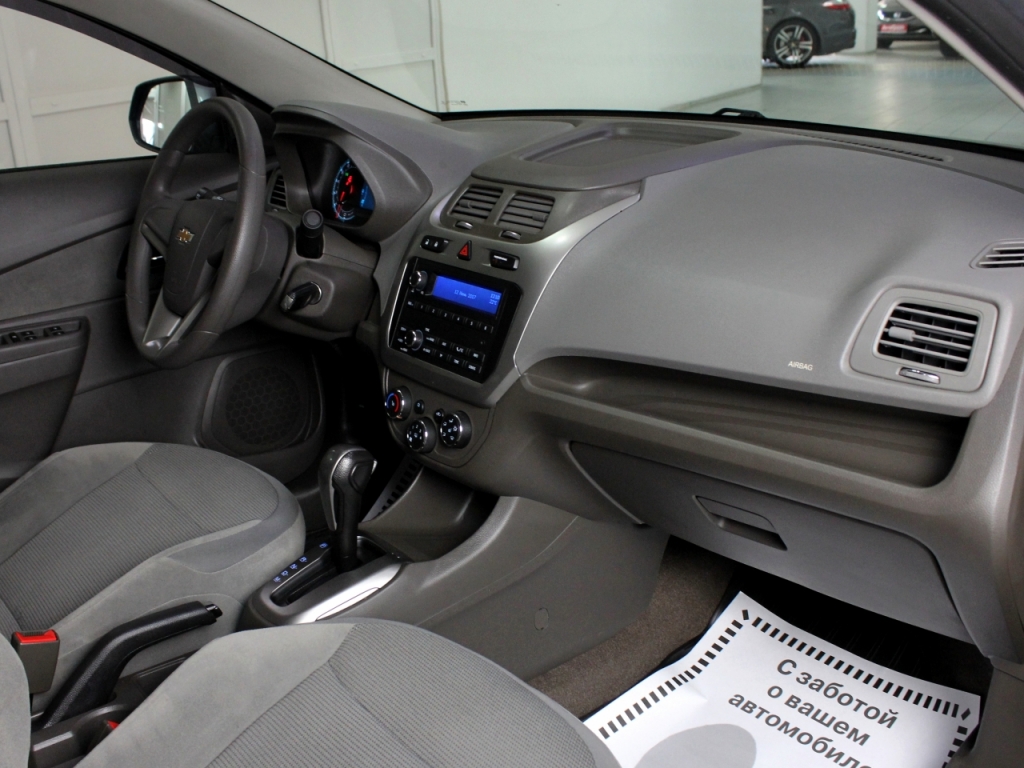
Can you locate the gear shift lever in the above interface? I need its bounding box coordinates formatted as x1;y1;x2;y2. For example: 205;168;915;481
318;445;376;573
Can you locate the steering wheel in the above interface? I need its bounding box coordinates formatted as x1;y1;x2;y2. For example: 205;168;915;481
125;98;266;369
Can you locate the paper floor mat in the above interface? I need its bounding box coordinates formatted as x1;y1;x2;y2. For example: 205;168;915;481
585;593;980;768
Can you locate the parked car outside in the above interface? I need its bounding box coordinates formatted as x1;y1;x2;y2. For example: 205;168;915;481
763;0;857;68
877;0;960;57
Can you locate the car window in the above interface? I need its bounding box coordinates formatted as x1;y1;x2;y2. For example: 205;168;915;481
211;0;1024;151
0;6;172;169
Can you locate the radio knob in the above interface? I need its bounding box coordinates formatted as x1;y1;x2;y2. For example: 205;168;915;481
384;387;412;420
407;329;424;351
405;417;437;453
409;270;429;290
439;411;472;449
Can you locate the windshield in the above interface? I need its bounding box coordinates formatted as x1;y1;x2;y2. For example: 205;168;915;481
212;0;1024;151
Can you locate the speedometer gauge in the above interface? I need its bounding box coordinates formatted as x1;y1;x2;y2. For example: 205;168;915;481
330;159;375;225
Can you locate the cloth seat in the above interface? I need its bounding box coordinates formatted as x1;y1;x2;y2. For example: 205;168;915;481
0;442;304;711
64;619;617;767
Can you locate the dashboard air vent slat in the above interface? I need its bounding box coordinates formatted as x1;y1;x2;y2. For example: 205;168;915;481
497;192;555;233
451;185;502;220
876;302;979;373
976;241;1024;268
269;173;287;208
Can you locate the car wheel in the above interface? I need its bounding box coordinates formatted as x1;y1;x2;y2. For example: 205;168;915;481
877;38;893;49
938;40;961;59
768;21;817;68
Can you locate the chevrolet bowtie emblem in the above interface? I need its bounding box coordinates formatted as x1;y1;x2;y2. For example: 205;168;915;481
175;227;194;244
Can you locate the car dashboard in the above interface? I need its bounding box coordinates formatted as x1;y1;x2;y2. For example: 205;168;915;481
262;101;1024;667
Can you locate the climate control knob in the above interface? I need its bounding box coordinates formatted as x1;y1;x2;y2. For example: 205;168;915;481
405;418;437;453
439;411;472;449
409;270;429;290
384;387;412;420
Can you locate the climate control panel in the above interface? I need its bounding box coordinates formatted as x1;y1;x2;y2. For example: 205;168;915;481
389;258;520;383
385;386;476;455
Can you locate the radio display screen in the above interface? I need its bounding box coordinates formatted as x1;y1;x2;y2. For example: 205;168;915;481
431;275;502;316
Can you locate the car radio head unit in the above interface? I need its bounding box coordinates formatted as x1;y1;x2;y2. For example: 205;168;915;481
390;258;521;382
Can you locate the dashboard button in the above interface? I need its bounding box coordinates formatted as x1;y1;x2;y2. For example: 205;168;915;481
490;251;519;270
421;236;449;253
457;241;472;261
409;270;429;290
453;344;466;355
466;363;480;374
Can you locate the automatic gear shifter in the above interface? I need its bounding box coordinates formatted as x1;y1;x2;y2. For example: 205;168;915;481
319;445;377;573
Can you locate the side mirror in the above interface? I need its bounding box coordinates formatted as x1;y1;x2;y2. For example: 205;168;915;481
128;76;217;152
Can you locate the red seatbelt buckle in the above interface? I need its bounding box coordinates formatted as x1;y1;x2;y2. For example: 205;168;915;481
11;629;60;694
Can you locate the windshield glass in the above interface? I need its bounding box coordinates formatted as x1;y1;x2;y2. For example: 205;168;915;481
212;0;1024;150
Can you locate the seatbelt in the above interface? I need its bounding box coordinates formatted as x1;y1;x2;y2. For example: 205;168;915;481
11;629;60;694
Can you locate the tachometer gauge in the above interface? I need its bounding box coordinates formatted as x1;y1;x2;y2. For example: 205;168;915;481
330;159;375;224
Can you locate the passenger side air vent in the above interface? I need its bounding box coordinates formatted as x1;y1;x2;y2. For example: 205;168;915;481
975;241;1024;268
268;172;287;208
850;289;996;392
876;302;979;373
451;185;502;220
497;192;555;234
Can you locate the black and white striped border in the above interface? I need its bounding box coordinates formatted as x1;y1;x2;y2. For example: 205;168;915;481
595;604;977;767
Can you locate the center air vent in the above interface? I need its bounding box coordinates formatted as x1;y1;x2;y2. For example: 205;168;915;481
497;192;555;234
876;303;979;372
268;173;287;209
975;241;1024;268
451;185;502;220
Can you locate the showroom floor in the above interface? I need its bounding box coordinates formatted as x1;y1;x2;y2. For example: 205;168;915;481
681;42;1024;149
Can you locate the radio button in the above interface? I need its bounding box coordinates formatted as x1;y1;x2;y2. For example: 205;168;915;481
409;270;429;290
466;363;480;374
453;344;466;355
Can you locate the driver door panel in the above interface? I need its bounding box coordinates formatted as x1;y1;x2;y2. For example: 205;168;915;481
0;155;316;490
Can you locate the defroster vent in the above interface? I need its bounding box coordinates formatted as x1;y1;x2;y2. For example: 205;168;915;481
451;185;502;220
497;192;555;234
975;241;1024;268
876;302;979;372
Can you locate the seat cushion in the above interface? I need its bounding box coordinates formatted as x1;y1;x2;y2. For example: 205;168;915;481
0;442;304;710
81;620;618;768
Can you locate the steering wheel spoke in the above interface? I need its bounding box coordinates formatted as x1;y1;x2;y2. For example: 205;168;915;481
143;290;212;355
140;201;184;257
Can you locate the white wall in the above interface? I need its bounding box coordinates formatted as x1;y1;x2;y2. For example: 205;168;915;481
0;7;167;169
438;0;762;112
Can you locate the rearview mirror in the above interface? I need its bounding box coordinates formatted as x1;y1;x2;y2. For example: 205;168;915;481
128;77;217;151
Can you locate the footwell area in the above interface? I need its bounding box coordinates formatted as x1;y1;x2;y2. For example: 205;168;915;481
586;593;981;768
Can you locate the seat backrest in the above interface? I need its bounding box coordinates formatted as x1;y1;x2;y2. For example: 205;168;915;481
0;639;29;767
